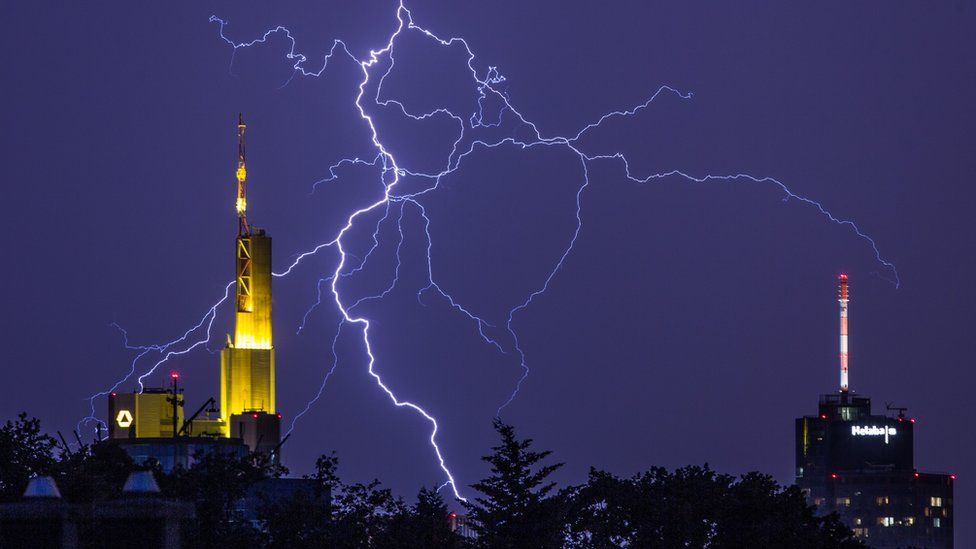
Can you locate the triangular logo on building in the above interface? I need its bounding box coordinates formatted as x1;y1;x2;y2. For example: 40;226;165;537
116;409;133;428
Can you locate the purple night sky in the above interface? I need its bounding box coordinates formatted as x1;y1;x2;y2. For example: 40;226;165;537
2;0;973;542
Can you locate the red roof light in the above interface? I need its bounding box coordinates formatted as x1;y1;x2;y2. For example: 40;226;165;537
830;473;838;480
170;371;180;379
252;413;259;419
820;414;828;420
950;475;957;481
913;472;920;478
910;418;916;423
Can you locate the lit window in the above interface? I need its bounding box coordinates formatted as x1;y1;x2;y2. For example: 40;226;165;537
930;496;943;507
852;527;869;538
878;517;895;527
924;508;931;517
903;517;915;526
876;496;889;505
854;517;862;525
836;497;851;507
813;498;825;506
933;517;941;528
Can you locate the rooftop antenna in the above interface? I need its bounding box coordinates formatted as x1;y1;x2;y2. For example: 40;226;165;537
838;273;850;393
885;402;908;419
179;397;218;436
270;433;292;462
167;371;183;438
56;431;72;456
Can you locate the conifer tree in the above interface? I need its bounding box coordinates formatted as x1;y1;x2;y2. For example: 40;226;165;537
463;419;567;548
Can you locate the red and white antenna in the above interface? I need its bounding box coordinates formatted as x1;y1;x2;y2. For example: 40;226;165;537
838;273;850;392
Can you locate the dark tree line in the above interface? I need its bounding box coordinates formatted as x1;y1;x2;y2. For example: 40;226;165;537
0;414;864;548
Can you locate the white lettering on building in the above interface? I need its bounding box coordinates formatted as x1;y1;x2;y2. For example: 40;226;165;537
851;425;897;444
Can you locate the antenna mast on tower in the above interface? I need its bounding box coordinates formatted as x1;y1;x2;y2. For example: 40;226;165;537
236;113;250;237
838;273;850;393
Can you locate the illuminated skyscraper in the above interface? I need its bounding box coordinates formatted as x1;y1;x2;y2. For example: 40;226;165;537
219;114;281;453
220;230;275;417
107;115;282;468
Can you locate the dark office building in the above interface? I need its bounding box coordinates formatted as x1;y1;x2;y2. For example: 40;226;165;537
795;275;953;548
796;393;953;548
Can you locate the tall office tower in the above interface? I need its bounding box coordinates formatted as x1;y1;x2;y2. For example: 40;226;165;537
219;114;280;454
106;115;283;470
795;275;953;548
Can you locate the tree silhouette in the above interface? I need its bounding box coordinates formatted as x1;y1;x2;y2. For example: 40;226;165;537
568;465;866;548
54;440;135;503
384;486;462;549
0;413;872;548
463;419;568;548
0;413;58;501
161;450;276;548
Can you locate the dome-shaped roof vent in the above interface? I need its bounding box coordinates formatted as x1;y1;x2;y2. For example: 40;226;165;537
24;476;62;499
122;471;160;494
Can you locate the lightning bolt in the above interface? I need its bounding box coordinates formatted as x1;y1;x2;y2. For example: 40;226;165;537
79;281;235;438
217;1;900;484
211;4;474;499
87;0;899;501
287;320;344;438
210;0;899;500
410;198;505;354
296;200;393;336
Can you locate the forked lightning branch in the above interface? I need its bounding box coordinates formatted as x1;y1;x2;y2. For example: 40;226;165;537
85;0;900;501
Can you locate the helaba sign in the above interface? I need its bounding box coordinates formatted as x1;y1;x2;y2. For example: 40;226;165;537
851;425;897;444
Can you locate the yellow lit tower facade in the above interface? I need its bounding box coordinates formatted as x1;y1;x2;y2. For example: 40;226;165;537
220;114;281;455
